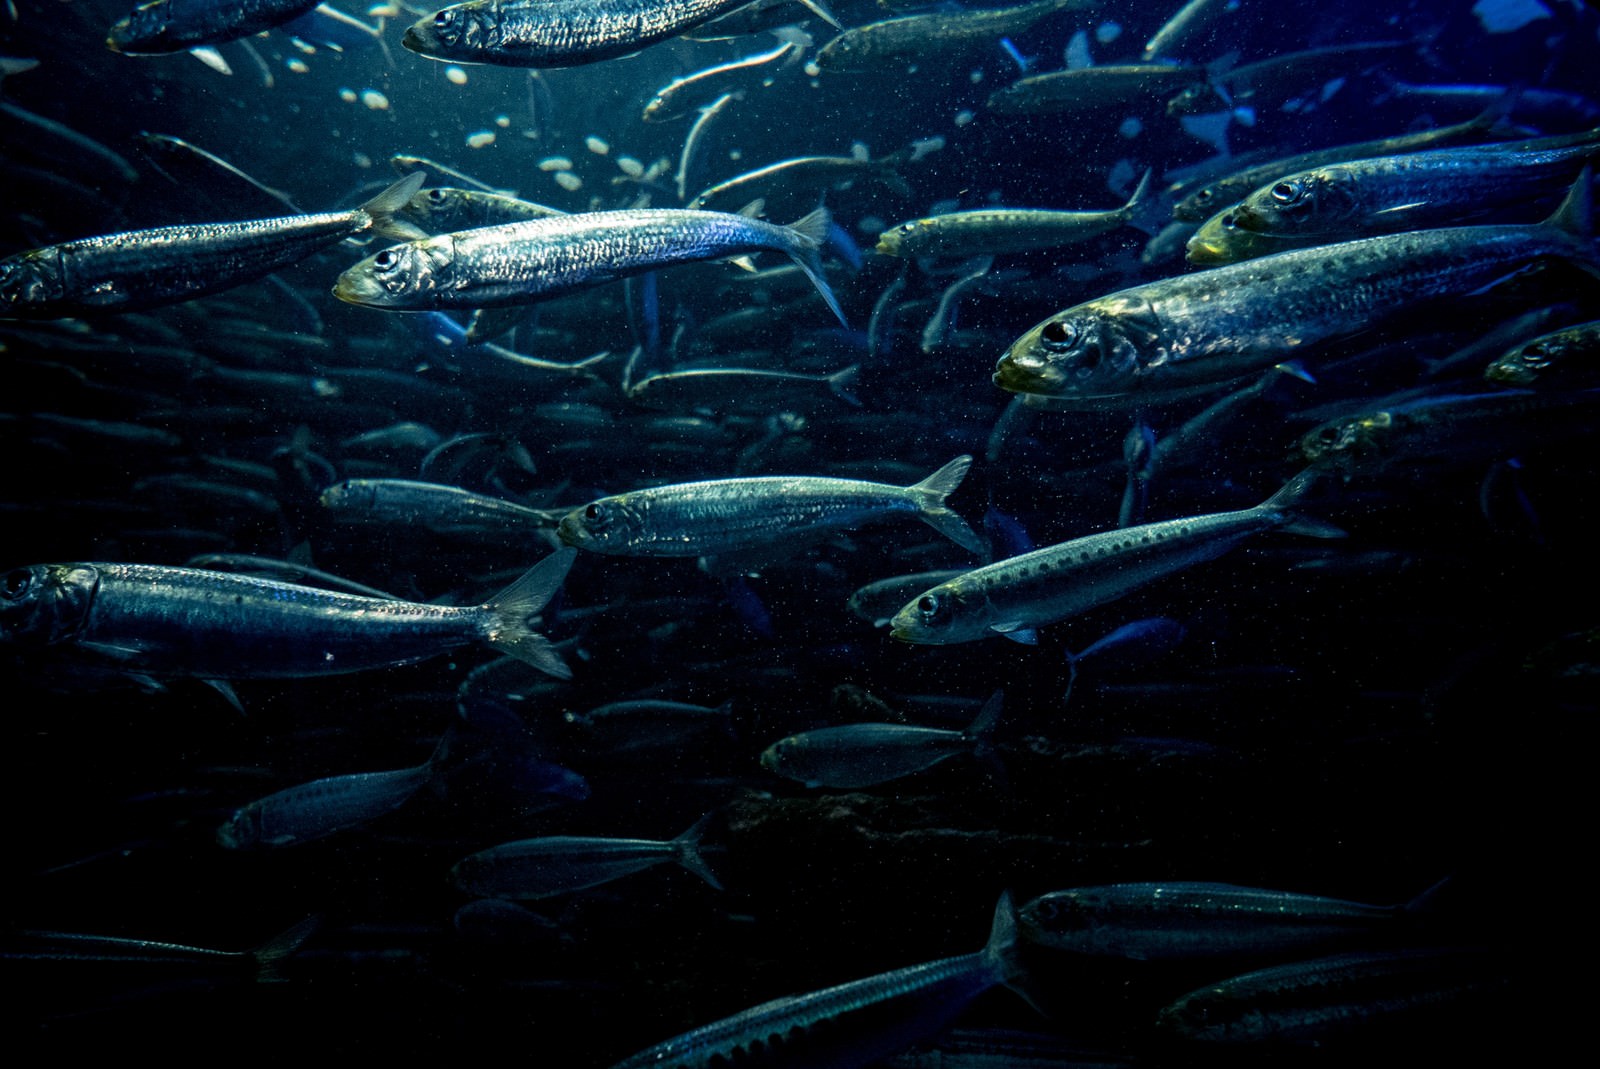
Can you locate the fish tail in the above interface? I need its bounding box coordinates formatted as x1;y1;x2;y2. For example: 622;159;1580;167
251;915;321;981
967;690;1010;789
908;455;984;553
829;364;863;407
984;891;1040;1010
671;812;724;891
483;548;576;679
783;207;848;327
360;172;430;241
1121;168;1164;237
1544;165;1600;278
1258;468;1345;538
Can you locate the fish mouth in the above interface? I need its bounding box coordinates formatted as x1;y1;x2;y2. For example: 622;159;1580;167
401;27;427;55
332;267;386;307
1184;239;1230;265
555;515;587;548
993;351;1067;396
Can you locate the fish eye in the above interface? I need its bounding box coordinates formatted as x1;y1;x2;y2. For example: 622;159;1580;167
916;593;950;624
374;250;397;270
1269;180;1303;205
1221;212;1238;230
584;503;601;520
1040;320;1077;350
434;10;456;29
426;188;448;204
2;568;32;600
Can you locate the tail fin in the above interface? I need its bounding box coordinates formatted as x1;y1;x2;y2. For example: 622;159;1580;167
483;548;576;679
252;915;320;982
1120;168;1164;237
1258;468;1345;538
984;891;1042;1012
671;812;724;891
1545;165;1600;280
783;206;848;327
360;172;429;241
828;364;863;407
907;455;984;553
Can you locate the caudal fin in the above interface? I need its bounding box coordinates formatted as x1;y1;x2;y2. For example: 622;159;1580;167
1258;468;1345;539
671;812;724;891
360;172;429;241
908;455;985;553
483;548;577;679
783;207;848;327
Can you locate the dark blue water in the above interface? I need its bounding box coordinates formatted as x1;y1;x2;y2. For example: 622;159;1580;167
1;0;1594;1062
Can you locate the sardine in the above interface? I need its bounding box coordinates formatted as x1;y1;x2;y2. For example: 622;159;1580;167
0;174;425;320
451;813;722;898
557;455;984;557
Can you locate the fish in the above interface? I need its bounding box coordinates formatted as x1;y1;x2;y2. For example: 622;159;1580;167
556;455;984;558
760;690;1004;788
847;569;971;628
318;478;565;540
875;170;1155;259
1018;881;1436;960
643;40;798;123
607;893;1031;1069
1484;319;1600;388
687;152;913;214
1189;130;1600;264
888;470;1341;645
401;0;757;68
625;364;862;413
987;64;1208;116
0;174;425;320
1169;106;1526;223
0;549;575;681
216;762;436;849
333;206;846;327
450;813;722;898
1155;948;1515;1046
397;187;567;234
813;0;1090;73
107;0;324;54
994;170;1600;406
1142;0;1234;62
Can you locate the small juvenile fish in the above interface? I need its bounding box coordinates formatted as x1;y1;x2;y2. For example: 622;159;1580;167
0;549;575;680
334;207;845;326
451;813;722;898
876;170;1154;259
643;40;797;123
108;0;323;54
319;479;565;538
625;364;861;413
688;153;912;214
1019;881;1434;960
402;0;756;68
0;174;424;320
889;470;1341;645
217;762;436;849
556;455;984;558
987;64;1207;116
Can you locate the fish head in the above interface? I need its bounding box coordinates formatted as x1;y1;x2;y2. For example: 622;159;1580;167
1172;181;1227;224
318;479;378;515
813;34;864;73
333;238;454;308
400;187;457;230
1486;335;1564;387
0;249;66;319
874;219;926;257
106;6;180;55
1185;209;1290;265
1298;411;1397;476
557;495;643;553
759;736;803;774
0;563;99;648
1017;889;1101;948
216;805;263;850
1234;169;1359;235
402;3;491;60
888;580;989;645
994;294;1164;403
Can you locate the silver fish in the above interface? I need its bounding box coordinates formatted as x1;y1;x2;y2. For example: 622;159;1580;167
334;206;844;326
451;814;722;898
401;0;756;68
556;455;984;558
0;174;425;320
0;549;575;680
108;0;322;54
888;471;1341;645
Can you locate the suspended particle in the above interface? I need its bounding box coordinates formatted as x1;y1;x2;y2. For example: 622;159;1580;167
466;130;496;149
286;58;309;73
954;109;975;126
495;114;510;127
339;88;358;103
616;156;645;178
1118;116;1143;139
445;65;468;85
554;171;583;192
1095;21;1122;44
360;89;389;110
538;156;573;171
585;136;610;155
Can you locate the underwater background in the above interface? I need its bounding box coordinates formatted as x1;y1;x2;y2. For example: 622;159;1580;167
2;0;1596;1062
